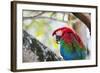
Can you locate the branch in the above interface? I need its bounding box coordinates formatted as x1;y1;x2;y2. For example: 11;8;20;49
23;30;63;61
50;12;56;18
30;11;45;18
73;13;91;32
23;16;68;23
62;13;66;21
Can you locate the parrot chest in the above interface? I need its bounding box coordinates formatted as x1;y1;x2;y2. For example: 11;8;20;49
60;40;86;60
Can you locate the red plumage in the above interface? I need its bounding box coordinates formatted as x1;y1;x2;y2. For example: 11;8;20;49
52;27;84;48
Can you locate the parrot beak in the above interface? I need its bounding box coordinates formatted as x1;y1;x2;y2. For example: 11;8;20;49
52;29;62;44
56;35;61;44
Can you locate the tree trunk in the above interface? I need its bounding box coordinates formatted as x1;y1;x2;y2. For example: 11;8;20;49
23;30;63;62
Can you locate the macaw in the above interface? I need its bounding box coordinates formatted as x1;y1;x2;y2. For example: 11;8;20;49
52;27;88;60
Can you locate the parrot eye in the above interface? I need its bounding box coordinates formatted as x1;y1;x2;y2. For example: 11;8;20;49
56;35;61;44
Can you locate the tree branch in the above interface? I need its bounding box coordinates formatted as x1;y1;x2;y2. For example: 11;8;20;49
50;12;56;18
30;11;45;18
73;13;91;32
23;16;68;23
62;13;65;21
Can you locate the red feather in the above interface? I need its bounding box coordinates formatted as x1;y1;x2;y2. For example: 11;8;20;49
52;27;84;48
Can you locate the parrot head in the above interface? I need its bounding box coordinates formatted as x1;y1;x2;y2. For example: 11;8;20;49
52;30;62;44
52;27;73;44
52;27;85;48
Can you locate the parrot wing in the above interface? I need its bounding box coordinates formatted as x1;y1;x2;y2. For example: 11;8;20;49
60;32;87;60
70;33;87;59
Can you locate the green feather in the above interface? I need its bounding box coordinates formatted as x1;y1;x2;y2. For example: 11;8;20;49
60;39;86;53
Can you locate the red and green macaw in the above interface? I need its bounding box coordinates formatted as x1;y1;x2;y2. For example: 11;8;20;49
52;27;88;60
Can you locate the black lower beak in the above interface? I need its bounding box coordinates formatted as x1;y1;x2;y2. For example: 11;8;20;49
56;35;61;44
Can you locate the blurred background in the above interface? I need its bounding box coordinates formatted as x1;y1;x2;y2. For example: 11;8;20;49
23;10;91;62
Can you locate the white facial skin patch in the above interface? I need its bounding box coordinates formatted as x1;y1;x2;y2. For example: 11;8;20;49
56;30;62;36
